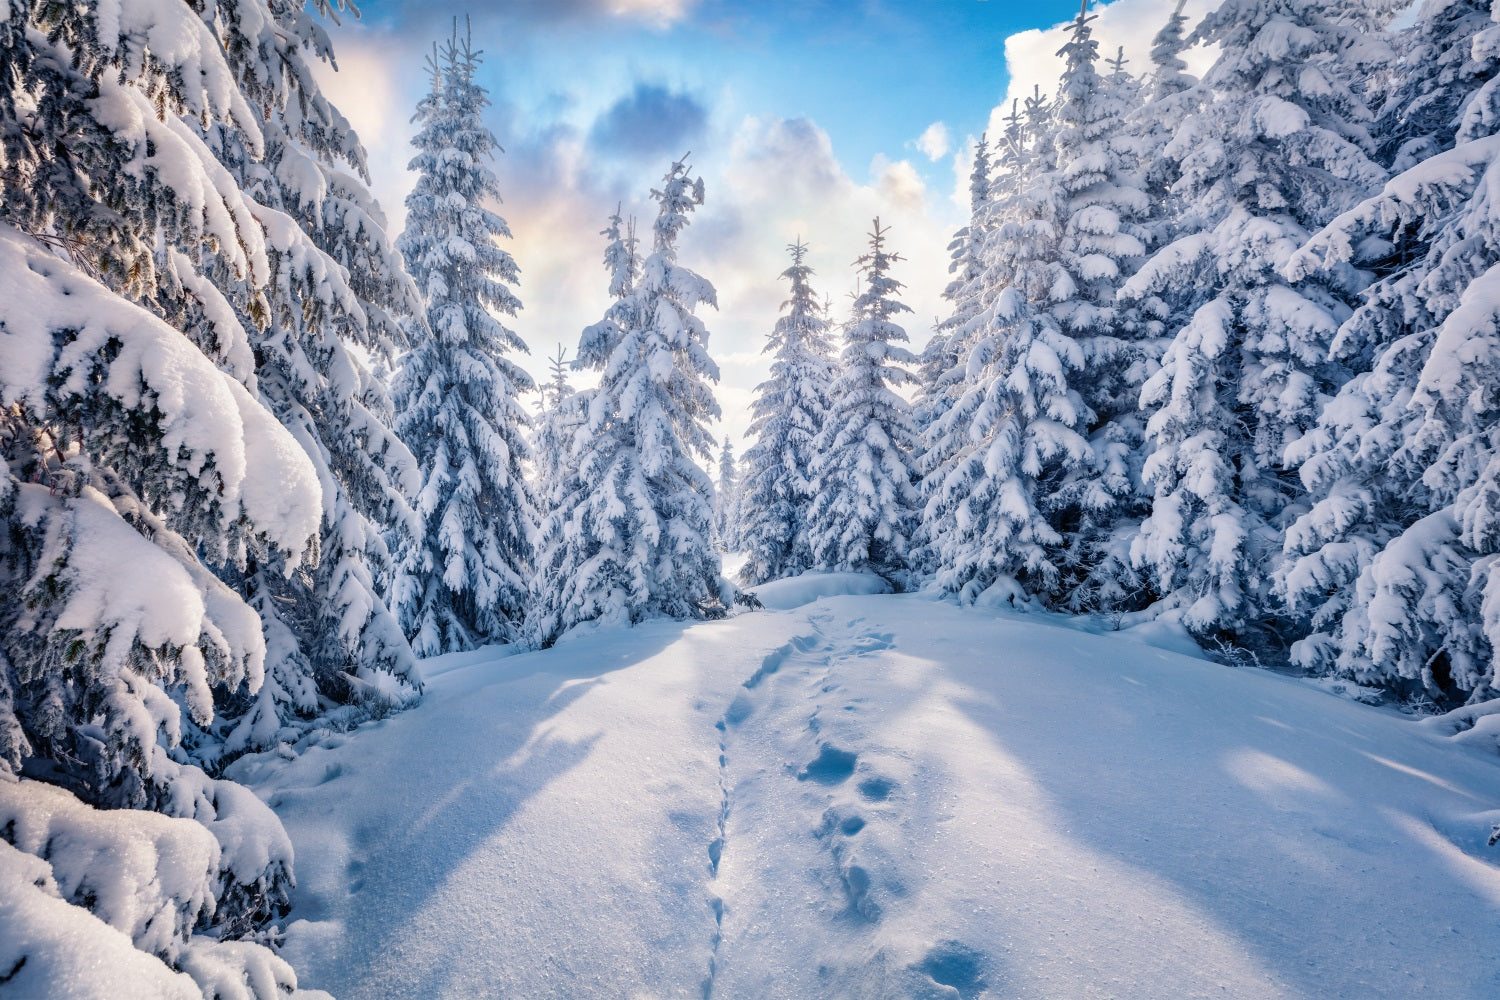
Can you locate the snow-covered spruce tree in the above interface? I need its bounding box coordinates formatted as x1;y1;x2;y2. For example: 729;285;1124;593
714;437;742;552
533;343;582;517
923;92;1095;606
394;25;536;656
914;134;991;446
1122;0;1206;280
1278;2;1500;700
1120;0;1395;643
1045;5;1158;612
195;0;425;757
0;0;360;987
917;106;1026;575
806;220;920;583
531;164;725;645
739;240;836;585
531;211;637;644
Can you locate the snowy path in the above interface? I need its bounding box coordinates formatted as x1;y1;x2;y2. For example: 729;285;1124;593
238;590;1500;998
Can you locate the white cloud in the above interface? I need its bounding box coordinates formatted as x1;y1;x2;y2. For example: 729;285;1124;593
607;0;696;29
915;121;951;162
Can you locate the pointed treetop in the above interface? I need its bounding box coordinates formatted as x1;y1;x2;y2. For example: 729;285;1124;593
650;156;706;253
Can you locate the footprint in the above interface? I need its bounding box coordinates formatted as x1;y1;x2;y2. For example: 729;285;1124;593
797;743;858;785
850;633;895;654
724;693;754;727
744;644;790;689
917;942;988;998
839;861;880;921
858;777;897;802
816;807;867;838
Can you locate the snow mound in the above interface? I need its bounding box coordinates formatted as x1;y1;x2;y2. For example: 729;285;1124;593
748;572;893;610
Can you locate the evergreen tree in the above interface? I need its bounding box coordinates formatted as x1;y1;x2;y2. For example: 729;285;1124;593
1280;1;1500;699
532;163;725;645
0;0;389;982
714;437;742;551
532;212;638;646
1121;0;1393;641
806;220;920;582
1130;0;1205;256
534;344;581;504
1046;5;1157;611
393;25;536;655
1147;0;1195;103
923;92;1094;605
739;240;836;585
195;2;425;756
914;135;991;445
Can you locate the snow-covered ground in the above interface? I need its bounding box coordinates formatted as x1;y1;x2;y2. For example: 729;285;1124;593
233;581;1500;998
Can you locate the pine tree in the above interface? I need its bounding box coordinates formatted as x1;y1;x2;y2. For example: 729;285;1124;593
1147;0;1195;103
1376;0;1494;171
1121;0;1394;641
534;344;581;505
714;437;742;551
914;135;991;445
923;89;1095;605
393;24;536;656
195;3;425;757
1046;4;1156;611
739;240;836;585
532;163;725;644
0;0;385;981
1129;0;1205;260
1279;2;1500;699
806;220;920;583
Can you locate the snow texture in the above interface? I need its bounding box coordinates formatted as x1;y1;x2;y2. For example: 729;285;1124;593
239;592;1500;998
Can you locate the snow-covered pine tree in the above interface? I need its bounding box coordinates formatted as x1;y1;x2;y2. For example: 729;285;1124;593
714;437;742;552
914;135;991;445
1046;3;1157;612
531;164;724;645
1279;1;1500;700
533;344;581;507
0;0;368;984
1128;0;1205;259
531;212;638;645
923;90;1095;606
805;220;920;583
1148;1;1195;103
194;0;426;756
393;24;536;656
1120;0;1394;642
739;240;836;585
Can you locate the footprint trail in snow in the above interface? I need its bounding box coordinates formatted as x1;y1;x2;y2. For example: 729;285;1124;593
704;611;990;998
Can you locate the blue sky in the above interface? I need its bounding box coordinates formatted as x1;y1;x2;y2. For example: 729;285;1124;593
324;0;1211;446
351;0;1082;181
